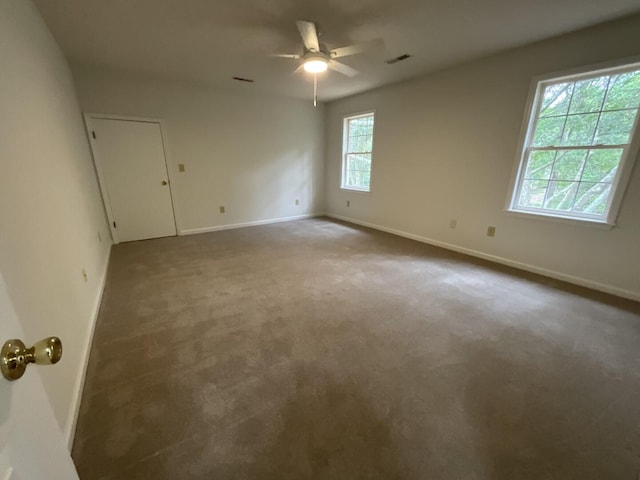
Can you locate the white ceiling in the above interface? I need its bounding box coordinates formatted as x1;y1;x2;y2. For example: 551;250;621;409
34;0;640;102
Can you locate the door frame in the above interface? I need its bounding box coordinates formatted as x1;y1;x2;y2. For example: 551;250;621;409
84;113;182;243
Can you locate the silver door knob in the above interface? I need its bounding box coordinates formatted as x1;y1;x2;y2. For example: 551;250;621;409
1;337;62;381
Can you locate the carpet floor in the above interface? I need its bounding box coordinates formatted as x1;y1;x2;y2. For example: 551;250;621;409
72;217;640;479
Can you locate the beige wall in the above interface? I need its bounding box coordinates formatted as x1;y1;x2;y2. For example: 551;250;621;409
72;67;326;233
0;0;111;439
325;14;640;300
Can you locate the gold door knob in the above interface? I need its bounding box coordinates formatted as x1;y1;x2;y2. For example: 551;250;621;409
1;337;62;381
161;180;168;186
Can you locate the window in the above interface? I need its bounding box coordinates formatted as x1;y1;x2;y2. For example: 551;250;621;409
509;62;640;224
342;112;375;192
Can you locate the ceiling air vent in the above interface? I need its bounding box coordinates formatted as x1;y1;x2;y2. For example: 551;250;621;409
385;54;411;65
232;76;255;83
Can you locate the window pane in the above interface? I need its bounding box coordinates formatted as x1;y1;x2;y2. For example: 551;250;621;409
603;71;640;110
582;149;622;183
347;154;371;171
360;170;371;188
561;113;598;146
544;181;578;211
349;117;374;138
349;123;370;137
518;179;548;208
550;149;588;181
539;82;573;117
346;169;370;189
348;115;374;154
573;182;611;214
595;110;638;145
569;77;608;114
346;169;358;187
524;150;554;180
532;116;565;146
349;134;372;153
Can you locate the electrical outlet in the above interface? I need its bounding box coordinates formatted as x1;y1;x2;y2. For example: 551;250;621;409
449;219;457;229
487;226;496;237
219;206;225;214
82;269;88;283
346;200;350;207
295;199;299;206
178;163;185;172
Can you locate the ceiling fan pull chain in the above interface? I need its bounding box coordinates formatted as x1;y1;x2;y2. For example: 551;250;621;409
314;74;318;107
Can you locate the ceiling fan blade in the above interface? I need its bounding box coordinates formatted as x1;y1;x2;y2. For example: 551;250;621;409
271;53;301;59
296;20;320;52
329;61;358;77
331;38;385;58
331;44;365;58
292;64;305;76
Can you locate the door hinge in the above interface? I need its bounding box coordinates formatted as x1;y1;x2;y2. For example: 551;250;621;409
113;221;116;228
92;131;96;139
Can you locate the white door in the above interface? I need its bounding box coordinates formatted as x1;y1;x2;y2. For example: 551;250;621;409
0;272;80;480
88;117;177;243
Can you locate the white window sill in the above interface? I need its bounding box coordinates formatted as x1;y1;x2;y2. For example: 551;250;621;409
340;187;371;194
505;209;615;230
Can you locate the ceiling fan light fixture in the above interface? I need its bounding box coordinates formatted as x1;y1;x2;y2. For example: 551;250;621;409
303;58;328;73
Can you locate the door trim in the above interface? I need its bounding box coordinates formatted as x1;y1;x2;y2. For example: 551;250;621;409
83;113;182;243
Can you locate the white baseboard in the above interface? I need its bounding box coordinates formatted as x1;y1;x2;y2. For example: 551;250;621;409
65;244;112;451
180;212;324;236
327;213;639;302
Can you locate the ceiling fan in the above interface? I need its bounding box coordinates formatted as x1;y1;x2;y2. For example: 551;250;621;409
273;20;379;105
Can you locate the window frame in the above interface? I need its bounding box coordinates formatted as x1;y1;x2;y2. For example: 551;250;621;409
341;110;376;193
506;59;640;226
